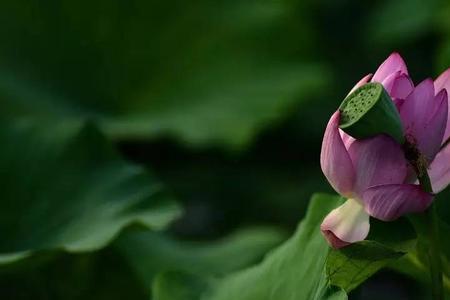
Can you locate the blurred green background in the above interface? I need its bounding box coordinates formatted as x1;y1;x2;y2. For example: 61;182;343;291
1;0;450;299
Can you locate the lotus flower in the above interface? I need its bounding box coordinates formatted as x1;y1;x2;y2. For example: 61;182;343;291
320;53;450;248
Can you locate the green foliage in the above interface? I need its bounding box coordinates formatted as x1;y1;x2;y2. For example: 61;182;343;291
0;120;180;263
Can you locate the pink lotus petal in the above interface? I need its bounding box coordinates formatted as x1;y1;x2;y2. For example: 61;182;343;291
363;184;433;221
321;198;370;247
320;111;356;197
347;135;408;197
348;73;373;96
435;68;450;144
372;52;408;83
389;73;414;100
429;142;450;193
401;79;447;161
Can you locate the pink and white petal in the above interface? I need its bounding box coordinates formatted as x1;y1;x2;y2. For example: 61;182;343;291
400;79;444;161
321;111;356;197
321;198;370;248
363;184;433;221
348;73;373;96
434;68;450;94
372;52;409;83
429;143;450;193
348;135;408;197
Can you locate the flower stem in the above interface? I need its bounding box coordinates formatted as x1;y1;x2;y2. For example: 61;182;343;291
418;172;444;300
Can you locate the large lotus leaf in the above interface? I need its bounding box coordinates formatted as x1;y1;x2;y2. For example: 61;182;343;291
153;193;348;300
0;0;329;149
0;226;285;299
0;120;180;263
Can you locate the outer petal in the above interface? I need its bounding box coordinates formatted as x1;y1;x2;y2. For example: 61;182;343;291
400;79;447;161
347;135;408;197
320;111;355;197
372;52;408;83
321;198;370;248
434;68;450;144
348;73;373;96
363;184;433;221
429;143;450;193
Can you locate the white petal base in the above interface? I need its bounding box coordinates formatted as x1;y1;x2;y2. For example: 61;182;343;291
321;198;370;248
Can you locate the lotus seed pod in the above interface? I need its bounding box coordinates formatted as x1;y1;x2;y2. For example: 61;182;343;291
339;82;404;144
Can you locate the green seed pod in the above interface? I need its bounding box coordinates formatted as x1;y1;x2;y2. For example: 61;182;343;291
339;82;404;144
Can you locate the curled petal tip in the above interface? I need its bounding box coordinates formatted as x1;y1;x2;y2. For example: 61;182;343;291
321;229;351;249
